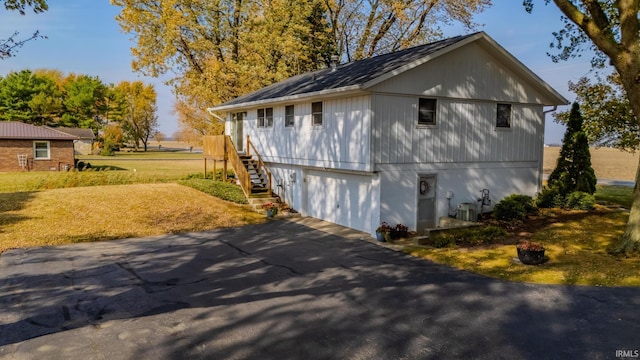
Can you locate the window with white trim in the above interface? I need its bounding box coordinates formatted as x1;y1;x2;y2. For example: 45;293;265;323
257;107;273;128
312;101;323;126
418;98;437;125
285;105;294;127
33;141;50;160
496;103;511;128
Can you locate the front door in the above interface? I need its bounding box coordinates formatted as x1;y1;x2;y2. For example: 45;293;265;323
232;112;244;152
417;175;437;233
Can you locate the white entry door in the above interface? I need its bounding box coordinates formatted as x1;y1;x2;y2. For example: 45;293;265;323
417;175;437;233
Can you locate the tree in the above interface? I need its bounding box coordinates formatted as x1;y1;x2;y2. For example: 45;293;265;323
60;74;108;132
548;102;597;195
324;0;490;61
0;69;62;124
524;0;640;254
114;81;158;152
1;0;48;59
111;0;489;137
554;73;639;151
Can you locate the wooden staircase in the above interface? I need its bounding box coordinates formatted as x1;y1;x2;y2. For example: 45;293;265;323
240;154;270;196
203;135;278;210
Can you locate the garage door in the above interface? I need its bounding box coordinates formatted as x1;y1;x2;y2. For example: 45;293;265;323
305;170;373;233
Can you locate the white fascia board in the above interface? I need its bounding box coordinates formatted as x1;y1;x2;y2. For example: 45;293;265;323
208;85;364;112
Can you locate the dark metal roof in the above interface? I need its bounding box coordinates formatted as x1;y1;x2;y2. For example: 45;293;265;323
0;122;79;140
218;33;478;108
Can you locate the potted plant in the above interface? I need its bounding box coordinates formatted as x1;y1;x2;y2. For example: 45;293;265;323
375;222;392;242
516;240;546;265
262;202;278;218
391;223;409;239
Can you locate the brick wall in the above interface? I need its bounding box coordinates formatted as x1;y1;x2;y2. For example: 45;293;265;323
0;139;76;172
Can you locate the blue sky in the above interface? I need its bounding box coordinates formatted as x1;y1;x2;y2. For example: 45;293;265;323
0;0;597;143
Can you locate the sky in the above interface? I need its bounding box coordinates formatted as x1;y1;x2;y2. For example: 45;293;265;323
0;1;599;144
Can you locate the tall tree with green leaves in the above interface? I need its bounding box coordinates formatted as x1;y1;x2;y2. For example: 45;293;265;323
524;0;640;254
60;74;108;131
1;0;48;59
548;102;597;195
0;69;62;124
554;73;639;151
114;80;158;151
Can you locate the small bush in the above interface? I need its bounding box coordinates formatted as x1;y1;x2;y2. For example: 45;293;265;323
536;186;565;208
493;198;527;221
565;191;595;210
502;194;535;214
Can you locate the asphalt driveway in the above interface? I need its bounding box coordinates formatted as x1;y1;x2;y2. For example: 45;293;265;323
1;218;639;359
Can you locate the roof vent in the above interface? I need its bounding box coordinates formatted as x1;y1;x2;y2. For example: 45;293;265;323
330;55;339;71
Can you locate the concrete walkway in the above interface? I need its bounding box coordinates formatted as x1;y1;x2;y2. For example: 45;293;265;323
1;218;639;359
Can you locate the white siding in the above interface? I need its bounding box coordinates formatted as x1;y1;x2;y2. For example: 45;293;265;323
371;42;555;104
378;163;540;232
239;95;372;172
373;95;543;166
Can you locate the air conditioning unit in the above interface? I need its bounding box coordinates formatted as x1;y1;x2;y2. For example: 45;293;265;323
457;202;477;222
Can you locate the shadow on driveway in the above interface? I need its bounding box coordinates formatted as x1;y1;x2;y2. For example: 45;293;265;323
1;220;639;359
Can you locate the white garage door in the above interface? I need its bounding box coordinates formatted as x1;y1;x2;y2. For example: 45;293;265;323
306;170;373;233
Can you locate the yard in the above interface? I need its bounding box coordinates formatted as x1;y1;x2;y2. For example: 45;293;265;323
0;146;638;287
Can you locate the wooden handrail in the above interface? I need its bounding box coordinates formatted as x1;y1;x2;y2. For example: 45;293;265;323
225;136;252;198
246;136;272;197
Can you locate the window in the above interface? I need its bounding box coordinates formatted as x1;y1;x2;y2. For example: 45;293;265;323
496;103;511;128
312;101;323;126
418;98;437;125
34;141;50;160
257;107;273;128
285;105;295;127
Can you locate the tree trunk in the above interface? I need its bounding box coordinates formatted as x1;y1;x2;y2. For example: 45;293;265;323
613;76;640;255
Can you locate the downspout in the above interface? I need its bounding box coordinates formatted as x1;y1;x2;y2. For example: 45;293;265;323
539;106;558;192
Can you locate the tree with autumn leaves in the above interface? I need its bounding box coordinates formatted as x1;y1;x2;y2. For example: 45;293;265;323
110;0;490;142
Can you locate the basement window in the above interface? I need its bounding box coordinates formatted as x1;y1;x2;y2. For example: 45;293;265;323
496;103;511;128
418;98;437;126
34;141;50;160
312;102;323;126
258;107;273;128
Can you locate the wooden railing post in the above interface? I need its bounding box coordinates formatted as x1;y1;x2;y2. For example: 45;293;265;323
246;135;251;156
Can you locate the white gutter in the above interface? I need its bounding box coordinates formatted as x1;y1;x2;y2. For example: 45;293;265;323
206;108;226;122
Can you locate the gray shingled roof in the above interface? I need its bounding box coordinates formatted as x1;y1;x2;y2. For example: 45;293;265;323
214;33;477;109
56;127;96;140
0;122;79;140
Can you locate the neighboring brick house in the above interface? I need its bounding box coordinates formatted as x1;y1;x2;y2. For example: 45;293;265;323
56;127;95;155
0;122;77;172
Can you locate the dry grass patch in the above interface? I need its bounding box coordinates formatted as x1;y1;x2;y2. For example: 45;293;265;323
544;147;638;180
406;209;640;287
0;183;264;253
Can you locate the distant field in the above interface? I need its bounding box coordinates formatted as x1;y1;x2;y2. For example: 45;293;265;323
544;147;638;181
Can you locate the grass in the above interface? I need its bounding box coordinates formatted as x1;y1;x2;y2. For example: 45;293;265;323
405;184;639;287
179;178;247;204
0;183;264;253
595;185;634;208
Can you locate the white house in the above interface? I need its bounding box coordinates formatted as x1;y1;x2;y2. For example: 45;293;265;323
208;32;568;236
